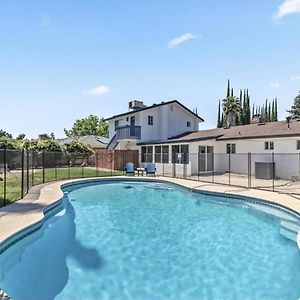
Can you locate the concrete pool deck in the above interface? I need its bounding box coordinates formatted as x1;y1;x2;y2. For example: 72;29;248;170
0;176;300;250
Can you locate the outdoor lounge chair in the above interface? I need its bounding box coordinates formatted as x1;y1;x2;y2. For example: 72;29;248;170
145;163;156;176
125;162;135;176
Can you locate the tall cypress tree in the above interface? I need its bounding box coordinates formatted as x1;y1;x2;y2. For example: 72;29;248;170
231;88;234;97
261;105;265;122
242;89;247;125
268;103;271;122
239;90;243;125
217;100;221;128
264;99;268;122
246;90;251;124
227;79;230;98
275;98;278;121
271;100;275;122
221;111;224;127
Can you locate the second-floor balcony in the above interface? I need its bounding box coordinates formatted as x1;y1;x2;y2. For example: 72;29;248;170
116;125;141;140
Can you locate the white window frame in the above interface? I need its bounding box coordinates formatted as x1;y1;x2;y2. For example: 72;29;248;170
172;144;189;164
148;116;153;126
226;143;236;154
265;141;274;150
141;146;153;163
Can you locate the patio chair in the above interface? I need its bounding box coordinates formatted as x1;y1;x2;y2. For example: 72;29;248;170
145;163;156;176
124;162;135;176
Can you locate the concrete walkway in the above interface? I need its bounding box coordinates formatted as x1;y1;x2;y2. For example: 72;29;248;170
0;176;300;249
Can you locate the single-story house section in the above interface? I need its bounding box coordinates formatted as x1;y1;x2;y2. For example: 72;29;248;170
137;118;300;180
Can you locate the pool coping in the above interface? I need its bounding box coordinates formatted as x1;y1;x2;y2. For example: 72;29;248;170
0;176;300;252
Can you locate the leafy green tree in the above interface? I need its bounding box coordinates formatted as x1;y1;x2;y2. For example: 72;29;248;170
21;139;38;151
287;92;300;119
16;133;26;140
38;134;51;140
63;141;93;157
64;115;108;138
21;139;62;152
37;140;62;152
0;130;12;139
222;96;241;127
0;137;19;149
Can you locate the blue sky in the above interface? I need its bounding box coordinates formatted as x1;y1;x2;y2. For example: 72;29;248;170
0;0;300;138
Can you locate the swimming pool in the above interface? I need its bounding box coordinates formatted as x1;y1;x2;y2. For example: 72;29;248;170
0;179;300;300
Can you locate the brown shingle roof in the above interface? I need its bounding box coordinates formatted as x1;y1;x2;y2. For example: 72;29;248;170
138;119;300;145
175;120;300;141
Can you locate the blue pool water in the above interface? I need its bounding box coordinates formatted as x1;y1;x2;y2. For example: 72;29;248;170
0;180;300;300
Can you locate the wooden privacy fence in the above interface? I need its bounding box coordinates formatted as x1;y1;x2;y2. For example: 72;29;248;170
95;149;139;171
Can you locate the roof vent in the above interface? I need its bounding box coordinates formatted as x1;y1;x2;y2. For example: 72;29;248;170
129;100;146;110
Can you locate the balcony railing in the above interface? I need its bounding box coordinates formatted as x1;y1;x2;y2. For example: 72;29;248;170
116;125;141;140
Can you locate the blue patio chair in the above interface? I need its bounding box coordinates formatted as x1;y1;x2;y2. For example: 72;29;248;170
124;162;135;176
145;163;156;176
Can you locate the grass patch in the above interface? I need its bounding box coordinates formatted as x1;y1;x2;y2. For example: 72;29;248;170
0;167;123;206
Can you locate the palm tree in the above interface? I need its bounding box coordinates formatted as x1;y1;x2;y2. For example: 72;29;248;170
222;96;241;127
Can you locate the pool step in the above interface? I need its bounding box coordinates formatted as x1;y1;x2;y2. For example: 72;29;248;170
247;203;299;222
280;221;300;243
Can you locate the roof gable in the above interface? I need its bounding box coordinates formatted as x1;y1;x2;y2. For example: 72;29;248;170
103;100;204;122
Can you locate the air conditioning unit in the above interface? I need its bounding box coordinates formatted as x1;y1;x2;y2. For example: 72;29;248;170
129;100;146;110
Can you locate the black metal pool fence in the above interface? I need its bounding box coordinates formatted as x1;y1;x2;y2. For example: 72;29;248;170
1;149;300;207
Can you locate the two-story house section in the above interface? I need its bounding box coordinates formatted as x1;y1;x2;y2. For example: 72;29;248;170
104;100;204;150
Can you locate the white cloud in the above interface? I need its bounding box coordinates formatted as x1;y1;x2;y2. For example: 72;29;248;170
86;85;110;97
168;33;198;48
290;75;300;81
270;82;281;89
274;0;300;19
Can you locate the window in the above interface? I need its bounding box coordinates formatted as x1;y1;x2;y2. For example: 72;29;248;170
226;143;236;154
187;121;191;127
114;120;120;130
265;141;274;150
141;146;153;162
297;140;300;150
148;116;153;125
155;146;161;163
181;145;189;164
162;145;169;163
154;145;169;163
172;144;189;164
